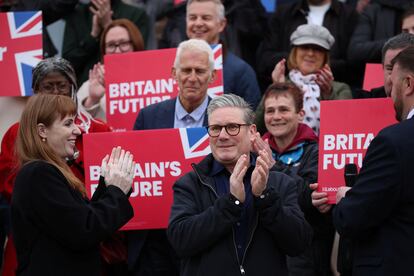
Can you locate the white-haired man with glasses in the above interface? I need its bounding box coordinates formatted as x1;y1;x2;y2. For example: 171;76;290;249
167;94;311;276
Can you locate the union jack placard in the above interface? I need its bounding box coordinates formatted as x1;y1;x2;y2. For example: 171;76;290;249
83;127;210;230
0;11;43;97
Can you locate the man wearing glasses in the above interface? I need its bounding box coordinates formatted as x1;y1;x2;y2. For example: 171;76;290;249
167;94;311;276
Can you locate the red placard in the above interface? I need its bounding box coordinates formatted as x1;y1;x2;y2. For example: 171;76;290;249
105;45;223;132
0;11;43;97
318;98;397;204
83;127;211;230
363;63;384;91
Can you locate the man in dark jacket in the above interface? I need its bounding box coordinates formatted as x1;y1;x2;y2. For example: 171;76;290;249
333;45;414;276
167;93;312;276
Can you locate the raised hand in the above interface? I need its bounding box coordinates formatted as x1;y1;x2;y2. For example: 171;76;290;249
251;150;270;197
310;183;332;213
90;0;113;37
102;146;135;194
229;154;249;202
315;64;334;99
271;58;286;83
85;63;105;108
251;133;276;168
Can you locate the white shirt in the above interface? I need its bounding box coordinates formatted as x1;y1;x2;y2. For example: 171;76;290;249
407;108;414;119
307;3;331;26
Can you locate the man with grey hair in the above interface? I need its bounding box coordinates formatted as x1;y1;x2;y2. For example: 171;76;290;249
129;38;215;275
133;38;215;129
354;32;414;98
168;94;311;275
186;0;261;110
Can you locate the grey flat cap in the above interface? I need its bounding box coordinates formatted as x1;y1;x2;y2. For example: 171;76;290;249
290;24;335;50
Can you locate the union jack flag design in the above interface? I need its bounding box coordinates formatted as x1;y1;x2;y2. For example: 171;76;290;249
207;44;224;99
179;127;211;159
0;11;43;97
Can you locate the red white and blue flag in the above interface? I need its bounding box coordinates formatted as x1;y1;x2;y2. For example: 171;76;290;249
0;11;43;97
179;128;211;159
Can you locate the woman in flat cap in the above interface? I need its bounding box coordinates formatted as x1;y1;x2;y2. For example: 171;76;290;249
269;24;352;134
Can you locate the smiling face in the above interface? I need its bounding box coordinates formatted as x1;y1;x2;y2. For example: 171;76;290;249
295;45;326;75
39;114;81;159
186;1;226;44
209;107;256;169
173;48;215;112
264;94;304;147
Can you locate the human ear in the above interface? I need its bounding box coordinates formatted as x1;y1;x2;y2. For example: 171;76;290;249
37;123;48;140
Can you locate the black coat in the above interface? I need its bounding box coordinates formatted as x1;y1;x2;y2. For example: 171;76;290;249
333;117;414;275
11;161;133;275
167;153;312;276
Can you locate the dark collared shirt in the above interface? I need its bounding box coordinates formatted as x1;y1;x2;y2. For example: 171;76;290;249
210;155;256;262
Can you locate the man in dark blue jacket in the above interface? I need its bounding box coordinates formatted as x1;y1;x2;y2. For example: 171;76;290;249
168;94;312;275
333;46;414;275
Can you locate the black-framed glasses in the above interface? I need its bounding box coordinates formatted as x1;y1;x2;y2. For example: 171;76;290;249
105;40;132;53
207;123;250;137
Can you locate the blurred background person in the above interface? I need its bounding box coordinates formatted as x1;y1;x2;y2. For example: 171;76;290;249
62;0;150;85
254;82;334;276
257;0;358;90
0;57;112;275
185;0;261;109
347;0;414;85
402;5;414;34
13;95;134;275
77;18;145;121
353;32;414;98
257;24;352;135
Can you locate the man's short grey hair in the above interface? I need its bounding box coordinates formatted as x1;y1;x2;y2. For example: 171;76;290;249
207;94;255;124
174;39;215;71
186;0;225;20
382;33;414;64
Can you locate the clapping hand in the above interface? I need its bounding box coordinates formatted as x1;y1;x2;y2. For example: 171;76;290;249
251;132;276;168
251;150;271;197
315;64;334;99
101;146;135;194
271;58;286;83
230;154;249;202
90;0;113;37
85;63;105;108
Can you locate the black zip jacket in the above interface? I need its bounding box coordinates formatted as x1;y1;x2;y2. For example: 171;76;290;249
167;153;312;276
